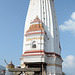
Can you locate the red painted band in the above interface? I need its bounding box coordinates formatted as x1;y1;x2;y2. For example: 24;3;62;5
25;32;45;36
24;50;44;54
22;51;61;57
22;54;44;56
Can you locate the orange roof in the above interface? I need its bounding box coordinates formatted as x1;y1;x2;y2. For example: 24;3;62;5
30;17;42;24
26;17;44;32
27;24;44;32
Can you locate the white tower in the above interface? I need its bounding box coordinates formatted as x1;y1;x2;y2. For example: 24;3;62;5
21;0;62;75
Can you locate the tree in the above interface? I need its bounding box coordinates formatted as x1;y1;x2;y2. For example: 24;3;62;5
62;72;66;75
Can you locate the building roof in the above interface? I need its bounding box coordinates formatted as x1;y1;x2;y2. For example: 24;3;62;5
27;24;44;32
7;61;14;68
27;17;44;32
30;16;42;24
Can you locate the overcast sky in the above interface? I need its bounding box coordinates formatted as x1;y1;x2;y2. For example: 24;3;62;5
0;0;75;75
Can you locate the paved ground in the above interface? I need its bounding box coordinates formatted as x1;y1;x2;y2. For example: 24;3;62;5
0;73;5;75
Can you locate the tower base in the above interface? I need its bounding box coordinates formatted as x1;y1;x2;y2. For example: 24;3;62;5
45;53;62;75
21;53;62;75
22;62;46;75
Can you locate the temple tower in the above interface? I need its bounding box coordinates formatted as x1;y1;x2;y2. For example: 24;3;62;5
21;0;62;75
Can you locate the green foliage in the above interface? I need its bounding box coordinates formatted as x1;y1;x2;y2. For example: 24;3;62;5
62;72;66;75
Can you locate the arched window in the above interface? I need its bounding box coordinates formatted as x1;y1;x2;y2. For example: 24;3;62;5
32;41;36;48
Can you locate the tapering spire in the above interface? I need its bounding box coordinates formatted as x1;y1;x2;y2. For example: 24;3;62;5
21;0;62;75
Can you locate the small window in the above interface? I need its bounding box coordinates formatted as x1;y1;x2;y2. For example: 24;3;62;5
32;44;36;48
32;41;36;48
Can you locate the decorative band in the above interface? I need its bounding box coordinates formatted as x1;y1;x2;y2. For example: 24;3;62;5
22;54;45;56
26;37;44;41
22;51;61;58
47;64;62;68
24;50;44;54
25;32;45;36
45;52;61;58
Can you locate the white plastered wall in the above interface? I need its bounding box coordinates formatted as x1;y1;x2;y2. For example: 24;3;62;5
24;33;45;52
23;0;60;55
